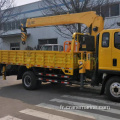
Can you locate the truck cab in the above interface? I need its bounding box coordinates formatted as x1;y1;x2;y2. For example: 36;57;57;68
99;29;120;72
94;29;120;101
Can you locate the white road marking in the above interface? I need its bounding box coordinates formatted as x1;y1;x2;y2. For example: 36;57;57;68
0;115;22;120
36;103;95;119
20;108;73;120
50;98;120;115
37;103;120;120
62;95;120;107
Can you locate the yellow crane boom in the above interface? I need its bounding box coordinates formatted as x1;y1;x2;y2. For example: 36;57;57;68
26;11;101;28
21;11;104;44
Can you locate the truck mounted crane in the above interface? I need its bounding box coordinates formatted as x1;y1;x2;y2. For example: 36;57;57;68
0;11;120;102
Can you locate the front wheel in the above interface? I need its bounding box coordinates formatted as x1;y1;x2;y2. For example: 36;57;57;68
106;77;120;102
22;71;40;90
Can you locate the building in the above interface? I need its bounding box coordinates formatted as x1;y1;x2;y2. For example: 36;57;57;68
0;0;120;50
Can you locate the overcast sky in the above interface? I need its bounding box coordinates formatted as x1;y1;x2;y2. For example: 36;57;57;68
15;0;40;6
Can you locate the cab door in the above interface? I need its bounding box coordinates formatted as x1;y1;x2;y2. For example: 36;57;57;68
112;31;120;71
99;31;112;70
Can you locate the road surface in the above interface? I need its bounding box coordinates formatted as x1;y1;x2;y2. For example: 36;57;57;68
0;76;119;120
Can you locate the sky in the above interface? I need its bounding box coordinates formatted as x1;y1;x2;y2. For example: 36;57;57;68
15;0;40;6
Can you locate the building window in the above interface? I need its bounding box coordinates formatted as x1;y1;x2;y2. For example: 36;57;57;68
48;39;57;44
92;7;101;15
2;18;27;31
110;4;119;16
91;3;120;18
11;21;16;30
102;33;110;47
101;5;109;17
16;20;21;29
10;43;20;50
114;32;120;49
38;39;47;45
3;23;7;31
7;22;12;31
38;38;57;45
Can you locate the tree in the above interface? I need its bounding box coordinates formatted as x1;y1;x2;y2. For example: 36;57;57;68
0;0;15;34
41;0;113;38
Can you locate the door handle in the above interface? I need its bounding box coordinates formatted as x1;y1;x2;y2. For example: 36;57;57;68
113;59;117;66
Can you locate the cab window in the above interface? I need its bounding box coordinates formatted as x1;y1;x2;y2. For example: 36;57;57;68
54;45;58;51
102;32;110;47
114;32;120;49
42;46;52;51
60;46;63;51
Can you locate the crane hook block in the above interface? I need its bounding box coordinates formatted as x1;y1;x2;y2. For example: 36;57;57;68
22;41;26;45
21;24;27;45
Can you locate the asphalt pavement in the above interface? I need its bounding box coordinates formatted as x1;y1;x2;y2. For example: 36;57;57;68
0;76;119;120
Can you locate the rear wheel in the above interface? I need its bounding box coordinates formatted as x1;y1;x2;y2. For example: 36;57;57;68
106;77;120;102
22;71;40;90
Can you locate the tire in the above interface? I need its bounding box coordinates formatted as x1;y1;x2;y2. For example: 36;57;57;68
22;71;39;90
106;77;120;102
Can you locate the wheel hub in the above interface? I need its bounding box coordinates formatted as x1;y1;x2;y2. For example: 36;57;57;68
24;75;32;87
110;82;120;97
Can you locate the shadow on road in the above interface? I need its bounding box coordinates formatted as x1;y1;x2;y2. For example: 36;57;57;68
0;82;107;105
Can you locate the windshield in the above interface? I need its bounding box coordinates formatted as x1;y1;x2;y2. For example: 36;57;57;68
42;46;52;51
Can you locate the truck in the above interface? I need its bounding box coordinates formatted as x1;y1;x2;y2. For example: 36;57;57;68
0;11;120;102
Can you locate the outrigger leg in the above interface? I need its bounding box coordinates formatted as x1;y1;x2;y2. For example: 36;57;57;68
2;65;6;80
78;60;86;89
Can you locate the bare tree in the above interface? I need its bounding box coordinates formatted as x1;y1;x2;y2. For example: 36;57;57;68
0;0;15;34
41;0;113;38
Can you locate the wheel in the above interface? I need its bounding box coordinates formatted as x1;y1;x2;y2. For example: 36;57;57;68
22;71;39;90
106;77;120;102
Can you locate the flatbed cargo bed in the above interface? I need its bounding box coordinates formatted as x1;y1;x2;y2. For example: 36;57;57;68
0;50;79;75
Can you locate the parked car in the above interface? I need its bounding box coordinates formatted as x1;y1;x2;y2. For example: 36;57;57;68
41;44;63;51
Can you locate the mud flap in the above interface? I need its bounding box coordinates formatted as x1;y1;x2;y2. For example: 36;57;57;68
0;64;3;76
